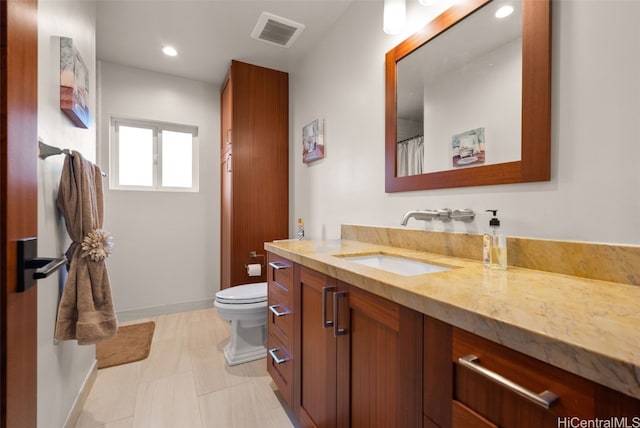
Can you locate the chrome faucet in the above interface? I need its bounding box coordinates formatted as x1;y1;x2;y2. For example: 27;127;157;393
401;209;451;225
401;208;475;225
451;209;476;222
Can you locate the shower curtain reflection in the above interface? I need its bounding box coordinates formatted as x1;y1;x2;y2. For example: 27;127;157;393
397;135;424;177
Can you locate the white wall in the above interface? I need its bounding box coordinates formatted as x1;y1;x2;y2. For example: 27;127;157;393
37;1;97;427
98;61;219;313
290;0;640;246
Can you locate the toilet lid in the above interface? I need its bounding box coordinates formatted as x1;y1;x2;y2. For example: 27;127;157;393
215;282;268;304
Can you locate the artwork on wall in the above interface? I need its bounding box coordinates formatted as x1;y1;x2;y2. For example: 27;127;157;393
451;127;485;168
60;37;90;128
302;118;325;163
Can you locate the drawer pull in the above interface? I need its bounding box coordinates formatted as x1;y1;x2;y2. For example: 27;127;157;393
269;261;289;270
268;347;290;364
458;355;559;409
322;286;336;328
268;304;290;317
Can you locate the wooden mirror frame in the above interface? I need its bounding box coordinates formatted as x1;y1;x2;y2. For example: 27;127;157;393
385;0;551;192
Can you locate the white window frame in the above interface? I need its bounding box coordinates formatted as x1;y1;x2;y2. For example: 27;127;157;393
110;117;199;192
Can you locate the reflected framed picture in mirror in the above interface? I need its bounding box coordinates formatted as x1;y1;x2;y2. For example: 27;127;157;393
452;128;485;168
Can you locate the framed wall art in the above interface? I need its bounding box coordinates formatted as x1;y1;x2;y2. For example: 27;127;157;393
302;118;325;164
60;37;90;128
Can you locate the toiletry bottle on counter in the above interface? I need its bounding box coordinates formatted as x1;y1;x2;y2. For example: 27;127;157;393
485;210;507;270
297;218;305;240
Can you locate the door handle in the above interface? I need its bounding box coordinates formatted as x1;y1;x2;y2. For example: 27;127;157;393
322;285;336;328
17;238;67;293
333;291;347;337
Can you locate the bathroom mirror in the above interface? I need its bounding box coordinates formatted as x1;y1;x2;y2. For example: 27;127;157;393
385;0;551;192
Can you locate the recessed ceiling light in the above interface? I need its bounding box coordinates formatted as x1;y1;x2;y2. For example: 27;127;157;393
495;5;514;18
162;46;178;57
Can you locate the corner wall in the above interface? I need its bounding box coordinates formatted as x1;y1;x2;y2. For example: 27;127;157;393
290;0;640;246
37;1;98;426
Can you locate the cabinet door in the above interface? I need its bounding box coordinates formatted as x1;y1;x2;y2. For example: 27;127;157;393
424;315;453;428
297;266;341;428
338;285;422;428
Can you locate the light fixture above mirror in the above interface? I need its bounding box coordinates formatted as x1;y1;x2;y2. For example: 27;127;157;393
383;0;406;35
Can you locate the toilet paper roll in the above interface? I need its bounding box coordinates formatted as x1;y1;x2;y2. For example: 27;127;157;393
247;263;261;277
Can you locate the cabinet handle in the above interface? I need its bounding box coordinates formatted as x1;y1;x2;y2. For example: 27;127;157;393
333;291;347;337
226;129;232;145
322;286;335;328
268;304;290;317
458;354;559;409
226;154;232;172
268;347;290;364
269;261;289;270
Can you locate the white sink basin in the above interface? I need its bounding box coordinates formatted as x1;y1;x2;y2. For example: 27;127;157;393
336;253;451;276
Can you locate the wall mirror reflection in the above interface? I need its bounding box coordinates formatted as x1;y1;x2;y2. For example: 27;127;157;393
385;0;551;192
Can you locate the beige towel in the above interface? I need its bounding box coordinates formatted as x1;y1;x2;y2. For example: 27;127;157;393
54;151;117;345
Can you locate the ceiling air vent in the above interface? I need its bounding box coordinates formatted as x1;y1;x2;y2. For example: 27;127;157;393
251;12;305;48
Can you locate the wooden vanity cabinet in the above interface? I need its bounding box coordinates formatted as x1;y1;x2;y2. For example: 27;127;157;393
296;265;422;427
220;60;289;289
265;253;640;427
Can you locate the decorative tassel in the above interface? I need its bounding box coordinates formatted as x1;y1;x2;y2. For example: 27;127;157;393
81;229;113;262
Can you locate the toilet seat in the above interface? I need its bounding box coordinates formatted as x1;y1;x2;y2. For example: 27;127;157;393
215;282;267;304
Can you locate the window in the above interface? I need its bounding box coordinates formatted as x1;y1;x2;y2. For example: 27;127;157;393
110;118;199;192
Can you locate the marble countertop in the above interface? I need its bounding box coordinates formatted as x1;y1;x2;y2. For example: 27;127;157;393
265;238;640;400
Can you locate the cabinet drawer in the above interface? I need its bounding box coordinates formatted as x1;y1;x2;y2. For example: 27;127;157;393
267;332;293;406
452;400;497;428
267;253;294;299
267;297;293;348
453;327;595;426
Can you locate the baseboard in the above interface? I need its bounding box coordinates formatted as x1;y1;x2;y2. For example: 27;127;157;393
116;299;214;323
63;359;98;428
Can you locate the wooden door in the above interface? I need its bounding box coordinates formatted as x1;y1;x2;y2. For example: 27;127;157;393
339;284;422;428
1;0;39;426
297;266;340;428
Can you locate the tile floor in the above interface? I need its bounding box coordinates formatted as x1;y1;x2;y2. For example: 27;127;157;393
75;308;295;428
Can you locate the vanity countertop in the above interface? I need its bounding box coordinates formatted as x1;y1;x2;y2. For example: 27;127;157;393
265;238;640;400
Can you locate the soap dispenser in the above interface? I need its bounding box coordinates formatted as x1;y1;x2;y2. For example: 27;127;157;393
485;210;507;270
297;218;305;240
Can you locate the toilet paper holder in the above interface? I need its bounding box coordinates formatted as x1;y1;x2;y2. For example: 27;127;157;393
244;251;265;269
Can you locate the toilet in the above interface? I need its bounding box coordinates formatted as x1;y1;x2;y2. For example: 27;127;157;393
214;282;268;366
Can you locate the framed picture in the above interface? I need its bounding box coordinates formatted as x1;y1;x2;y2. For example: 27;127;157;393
60;37;90;128
302;118;325;163
451;127;485;168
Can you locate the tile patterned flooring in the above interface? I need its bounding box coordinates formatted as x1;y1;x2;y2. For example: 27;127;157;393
75;308;294;428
